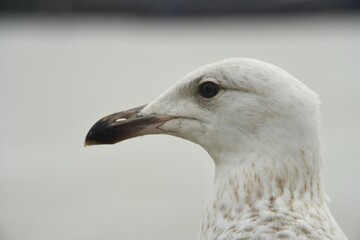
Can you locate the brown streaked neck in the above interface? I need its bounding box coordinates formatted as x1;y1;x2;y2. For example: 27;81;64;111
213;146;324;206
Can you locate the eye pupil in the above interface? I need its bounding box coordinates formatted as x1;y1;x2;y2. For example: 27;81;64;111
199;82;220;98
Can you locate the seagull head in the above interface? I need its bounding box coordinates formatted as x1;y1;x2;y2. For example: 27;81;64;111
85;58;320;163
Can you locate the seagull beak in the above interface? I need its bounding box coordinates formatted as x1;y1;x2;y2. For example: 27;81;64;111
84;105;177;146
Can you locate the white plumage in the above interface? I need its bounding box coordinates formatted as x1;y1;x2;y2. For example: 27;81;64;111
86;58;347;240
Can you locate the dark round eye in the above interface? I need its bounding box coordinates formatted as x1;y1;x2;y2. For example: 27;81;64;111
199;81;220;98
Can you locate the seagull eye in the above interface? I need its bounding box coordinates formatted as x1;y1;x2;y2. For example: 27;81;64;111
199;82;220;98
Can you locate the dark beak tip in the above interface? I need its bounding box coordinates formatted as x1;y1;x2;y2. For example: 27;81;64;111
84;130;95;147
84;122;121;146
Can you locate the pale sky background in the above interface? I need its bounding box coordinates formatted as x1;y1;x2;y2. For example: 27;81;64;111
0;13;359;240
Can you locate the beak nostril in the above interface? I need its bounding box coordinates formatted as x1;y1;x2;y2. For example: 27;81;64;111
115;118;127;122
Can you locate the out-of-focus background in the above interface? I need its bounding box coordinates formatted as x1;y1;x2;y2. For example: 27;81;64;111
0;1;359;240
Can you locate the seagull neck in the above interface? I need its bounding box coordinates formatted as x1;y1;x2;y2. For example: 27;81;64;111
199;146;335;240
211;145;325;207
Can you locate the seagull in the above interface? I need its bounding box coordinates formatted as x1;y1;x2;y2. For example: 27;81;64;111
85;58;347;240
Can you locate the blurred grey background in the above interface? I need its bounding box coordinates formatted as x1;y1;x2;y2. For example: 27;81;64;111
0;1;359;240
